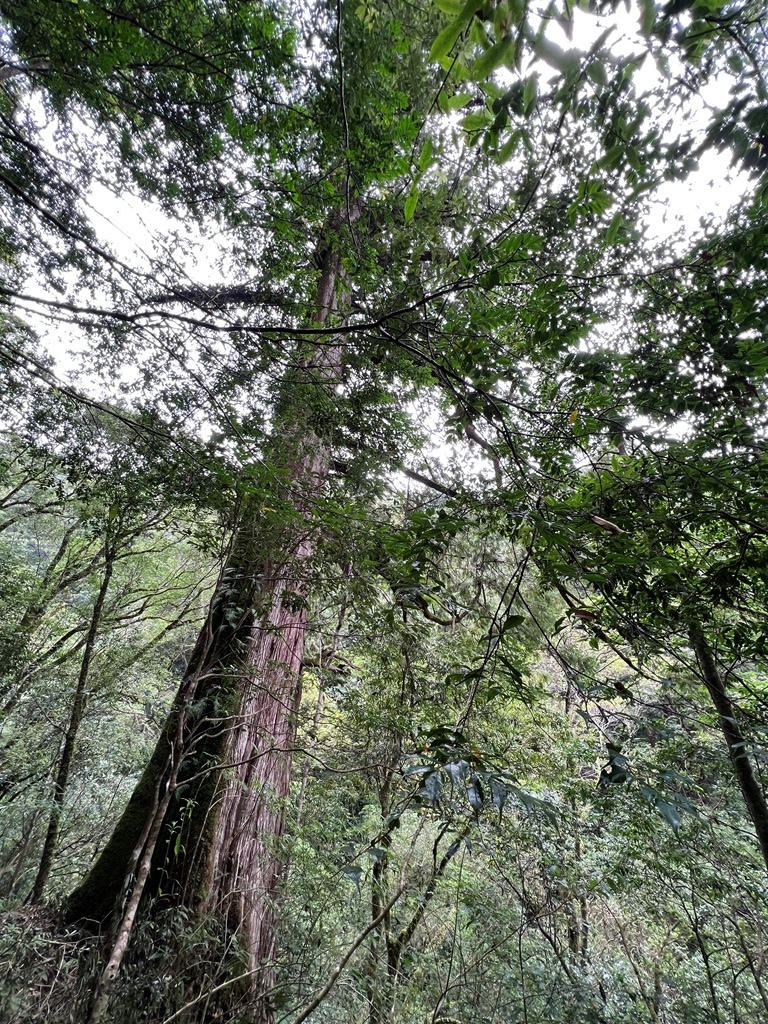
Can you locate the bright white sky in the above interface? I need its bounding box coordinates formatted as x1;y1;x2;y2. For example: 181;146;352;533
550;3;753;239
77;3;753;279
17;0;755;384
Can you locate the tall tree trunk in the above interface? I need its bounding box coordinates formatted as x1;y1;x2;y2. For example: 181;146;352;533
29;531;116;901
191;227;356;1014
691;625;768;873
65;217;356;1022
198;513;323;1004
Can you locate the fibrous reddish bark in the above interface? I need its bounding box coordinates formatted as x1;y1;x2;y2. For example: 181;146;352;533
200;410;339;1006
66;218;355;1021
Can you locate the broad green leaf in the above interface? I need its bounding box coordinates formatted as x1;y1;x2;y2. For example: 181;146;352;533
446;759;470;787
605;212;624;244
434;0;464;13
418;137;434;172
404;183;419;223
423;770;443;803
533;35;581;77
342;864;363;890
490;778;507;814
522;73;538;114
493;4;509;35
639;0;657;36
496;128;522;162
438;54;471;79
655;799;681;831
471;36;515;80
431;20;464;62
429;0;484;61
467;779;484;812
469;17;492;47
586;58;607;87
460;110;493;131
444;91;475;110
500;613;526;632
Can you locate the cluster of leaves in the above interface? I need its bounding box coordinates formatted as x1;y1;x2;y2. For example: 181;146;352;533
0;0;766;1020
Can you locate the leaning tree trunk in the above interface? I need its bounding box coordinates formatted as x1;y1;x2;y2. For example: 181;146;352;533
29;529;117;902
691;625;768;874
66;218;356;1022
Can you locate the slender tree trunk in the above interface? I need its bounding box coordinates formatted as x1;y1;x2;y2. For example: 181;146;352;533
29;534;117;901
295;591;349;829
691;626;768;873
383;826;465;1023
87;745;181;1024
366;772;393;1024
0;524;76;711
734;917;768;1017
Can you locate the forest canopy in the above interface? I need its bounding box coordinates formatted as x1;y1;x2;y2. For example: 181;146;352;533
0;0;767;1022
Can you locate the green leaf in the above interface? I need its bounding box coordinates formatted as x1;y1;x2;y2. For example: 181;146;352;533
586;59;607;87
500;613;526;632
471;36;515;80
467;778;484;812
605;212;624;244
469;16;491;47
496;128;522;162
430;21;464;62
423;770;443;803
446;759;470;787
342;864;363;890
444;91;475;110
533;35;581;77
596;144;624;171
639;0;656;36
404;183;419;223
460;111;493;131
522;73;538;114
418;138;434;172
655;799;681;831
429;0;484;61
490;777;507;814
434;0;464;13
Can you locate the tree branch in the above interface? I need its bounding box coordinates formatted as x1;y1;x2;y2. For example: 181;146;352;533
289;884;407;1024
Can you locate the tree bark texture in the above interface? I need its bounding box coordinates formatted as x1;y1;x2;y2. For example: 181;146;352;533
66;217;356;1021
193;231;354;1010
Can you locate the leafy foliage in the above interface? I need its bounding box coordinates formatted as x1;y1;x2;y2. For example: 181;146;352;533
0;0;767;1020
